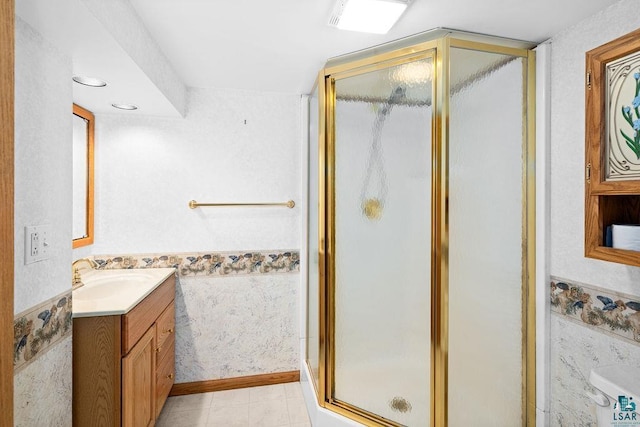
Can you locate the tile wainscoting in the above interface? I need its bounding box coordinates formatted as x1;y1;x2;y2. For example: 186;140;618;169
13;249;300;381
550;276;640;426
14;335;73;426
13;290;72;373
13;291;73;427
174;273;299;383
91;249;301;384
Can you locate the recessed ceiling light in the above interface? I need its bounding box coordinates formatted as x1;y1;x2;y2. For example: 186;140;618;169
328;0;409;34
72;76;107;87
111;103;138;111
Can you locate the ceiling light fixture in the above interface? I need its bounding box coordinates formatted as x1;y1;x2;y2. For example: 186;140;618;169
111;103;138;111
328;0;409;34
72;76;107;87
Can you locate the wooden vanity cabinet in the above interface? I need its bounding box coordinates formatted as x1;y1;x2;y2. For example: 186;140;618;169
73;275;176;427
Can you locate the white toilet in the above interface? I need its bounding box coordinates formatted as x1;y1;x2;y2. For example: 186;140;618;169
589;365;640;426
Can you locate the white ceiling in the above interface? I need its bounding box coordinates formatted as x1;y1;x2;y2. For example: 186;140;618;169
16;0;184;116
129;0;619;94
17;0;620;115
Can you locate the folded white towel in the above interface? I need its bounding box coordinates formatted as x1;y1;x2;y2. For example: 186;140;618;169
612;224;640;251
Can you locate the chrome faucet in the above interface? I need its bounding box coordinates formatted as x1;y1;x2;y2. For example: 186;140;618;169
72;258;98;288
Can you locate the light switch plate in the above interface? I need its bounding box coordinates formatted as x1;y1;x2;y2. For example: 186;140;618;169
24;225;50;264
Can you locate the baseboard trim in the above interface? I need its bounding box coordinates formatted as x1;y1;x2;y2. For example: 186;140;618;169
170;370;300;396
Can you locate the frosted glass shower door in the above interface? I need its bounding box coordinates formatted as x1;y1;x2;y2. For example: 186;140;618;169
330;56;433;426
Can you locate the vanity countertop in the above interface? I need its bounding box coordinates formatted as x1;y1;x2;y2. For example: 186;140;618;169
72;268;176;318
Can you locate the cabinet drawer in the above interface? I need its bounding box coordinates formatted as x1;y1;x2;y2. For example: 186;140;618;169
122;275;175;355
156;301;175;354
156;340;175;418
156;330;174;369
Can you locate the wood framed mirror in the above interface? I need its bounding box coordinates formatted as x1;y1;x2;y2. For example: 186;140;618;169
72;104;94;248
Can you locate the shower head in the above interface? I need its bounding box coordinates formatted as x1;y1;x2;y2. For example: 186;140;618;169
389;86;407;103
362;86;404;220
378;86;406;118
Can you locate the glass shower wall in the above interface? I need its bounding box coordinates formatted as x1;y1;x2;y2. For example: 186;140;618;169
447;48;526;426
306;30;535;427
331;57;433;426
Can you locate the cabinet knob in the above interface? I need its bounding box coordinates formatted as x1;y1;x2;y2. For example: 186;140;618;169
165;328;174;334
156;346;162;353
168;373;174;379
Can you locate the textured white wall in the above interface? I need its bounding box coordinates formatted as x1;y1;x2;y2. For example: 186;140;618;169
549;0;640;425
14;17;73;426
14;18;72;314
92;87;301;254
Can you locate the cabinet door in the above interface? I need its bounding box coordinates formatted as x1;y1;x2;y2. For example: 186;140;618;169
122;326;156;427
585;28;640;266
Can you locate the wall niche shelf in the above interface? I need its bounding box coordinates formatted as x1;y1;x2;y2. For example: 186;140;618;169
585;28;640;267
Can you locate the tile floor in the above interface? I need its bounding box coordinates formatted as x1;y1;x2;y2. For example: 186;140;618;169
156;382;311;427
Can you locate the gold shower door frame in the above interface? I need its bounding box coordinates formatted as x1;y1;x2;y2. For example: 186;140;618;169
308;34;536;427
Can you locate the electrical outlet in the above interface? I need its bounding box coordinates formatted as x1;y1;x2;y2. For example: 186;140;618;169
24;225;50;264
31;232;39;256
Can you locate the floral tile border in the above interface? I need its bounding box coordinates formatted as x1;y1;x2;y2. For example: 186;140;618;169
14;290;72;374
93;249;300;277
551;276;640;346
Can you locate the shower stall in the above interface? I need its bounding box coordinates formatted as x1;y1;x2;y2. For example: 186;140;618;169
305;29;536;426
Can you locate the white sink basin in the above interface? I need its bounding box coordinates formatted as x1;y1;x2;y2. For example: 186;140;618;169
74;280;142;301
72;268;175;318
80;271;160;290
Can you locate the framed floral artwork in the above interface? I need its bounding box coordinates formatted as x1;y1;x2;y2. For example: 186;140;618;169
605;49;640;180
586;28;640;187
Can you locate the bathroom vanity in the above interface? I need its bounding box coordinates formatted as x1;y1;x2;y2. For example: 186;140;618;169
72;268;176;427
